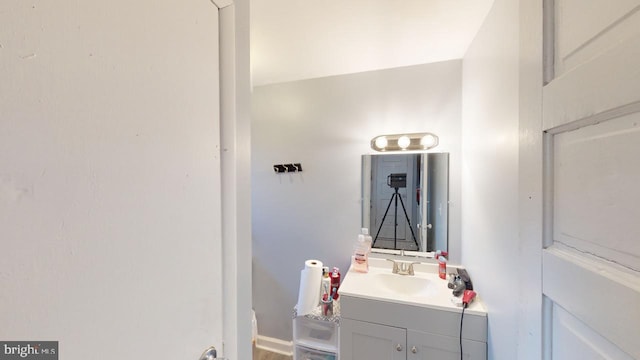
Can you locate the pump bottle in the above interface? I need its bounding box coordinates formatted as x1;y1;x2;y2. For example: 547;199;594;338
351;228;372;273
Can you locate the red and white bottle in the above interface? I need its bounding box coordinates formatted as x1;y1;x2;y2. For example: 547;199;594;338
437;256;447;280
330;267;341;300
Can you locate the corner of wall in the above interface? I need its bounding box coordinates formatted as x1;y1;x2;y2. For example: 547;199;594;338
460;0;522;358
221;0;253;359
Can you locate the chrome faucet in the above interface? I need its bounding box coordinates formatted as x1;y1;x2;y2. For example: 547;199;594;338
386;259;420;276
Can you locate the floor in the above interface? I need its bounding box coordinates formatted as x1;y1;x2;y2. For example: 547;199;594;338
253;345;292;360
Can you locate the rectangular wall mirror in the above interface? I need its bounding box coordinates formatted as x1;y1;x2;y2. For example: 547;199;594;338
362;153;449;253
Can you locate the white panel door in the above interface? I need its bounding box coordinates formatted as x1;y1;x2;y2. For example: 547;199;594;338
543;1;640;359
0;1;226;359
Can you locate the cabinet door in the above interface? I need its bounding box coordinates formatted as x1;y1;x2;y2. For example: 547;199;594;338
407;329;486;360
340;318;406;360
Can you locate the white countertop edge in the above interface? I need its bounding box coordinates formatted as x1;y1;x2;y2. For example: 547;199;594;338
338;290;488;317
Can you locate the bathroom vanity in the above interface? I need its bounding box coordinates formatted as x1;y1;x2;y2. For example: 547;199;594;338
338;258;487;359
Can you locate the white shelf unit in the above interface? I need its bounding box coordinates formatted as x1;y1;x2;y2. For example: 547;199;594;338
293;306;340;360
295;344;338;360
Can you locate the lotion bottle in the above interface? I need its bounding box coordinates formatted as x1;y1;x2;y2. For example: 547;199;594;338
352;229;370;273
361;228;373;253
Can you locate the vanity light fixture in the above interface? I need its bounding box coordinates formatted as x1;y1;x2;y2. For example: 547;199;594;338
371;132;439;152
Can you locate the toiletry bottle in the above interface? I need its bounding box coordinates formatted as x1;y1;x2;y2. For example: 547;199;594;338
438;256;447;279
361;228;373;253
331;267;340;300
352;230;370;273
320;267;331;301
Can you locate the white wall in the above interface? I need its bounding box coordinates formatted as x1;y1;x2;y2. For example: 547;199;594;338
0;1;225;358
461;0;524;359
251;61;462;341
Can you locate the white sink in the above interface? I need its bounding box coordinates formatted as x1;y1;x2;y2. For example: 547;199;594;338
374;273;437;297
339;257;487;314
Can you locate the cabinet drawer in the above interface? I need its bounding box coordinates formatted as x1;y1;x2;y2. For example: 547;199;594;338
294;345;338;360
294;316;339;352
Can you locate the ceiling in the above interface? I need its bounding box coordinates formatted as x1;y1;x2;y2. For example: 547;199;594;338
250;0;495;87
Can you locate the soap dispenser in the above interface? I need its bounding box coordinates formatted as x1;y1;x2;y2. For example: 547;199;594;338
352;228;371;273
360;228;372;253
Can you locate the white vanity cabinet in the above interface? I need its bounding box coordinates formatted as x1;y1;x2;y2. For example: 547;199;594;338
339;295;487;360
341;319;406;360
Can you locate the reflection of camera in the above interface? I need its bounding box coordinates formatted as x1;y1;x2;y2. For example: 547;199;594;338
387;173;407;188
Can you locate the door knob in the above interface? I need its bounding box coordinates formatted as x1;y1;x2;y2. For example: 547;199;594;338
411;346;418;353
199;346;217;360
396;344;403;352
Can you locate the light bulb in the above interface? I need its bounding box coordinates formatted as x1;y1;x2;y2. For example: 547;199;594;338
397;136;411;149
374;136;388;149
420;134;436;148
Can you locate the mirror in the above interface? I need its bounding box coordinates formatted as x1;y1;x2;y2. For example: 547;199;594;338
362;153;449;253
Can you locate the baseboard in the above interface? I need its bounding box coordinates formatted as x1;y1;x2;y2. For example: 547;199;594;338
255;335;294;356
